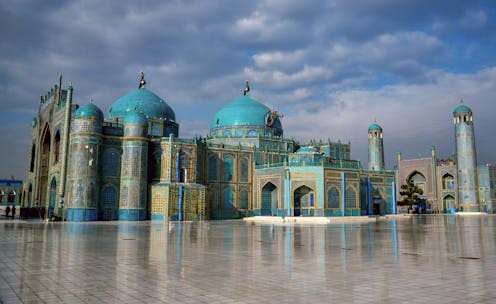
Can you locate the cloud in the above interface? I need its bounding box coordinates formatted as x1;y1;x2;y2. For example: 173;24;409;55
1;0;496;178
283;67;496;168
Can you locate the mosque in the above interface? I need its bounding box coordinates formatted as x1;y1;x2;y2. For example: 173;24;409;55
22;74;493;221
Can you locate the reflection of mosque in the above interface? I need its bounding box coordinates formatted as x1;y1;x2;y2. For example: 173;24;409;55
397;104;496;214
22;75;397;221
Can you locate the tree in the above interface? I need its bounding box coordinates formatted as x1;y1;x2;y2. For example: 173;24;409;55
398;178;423;208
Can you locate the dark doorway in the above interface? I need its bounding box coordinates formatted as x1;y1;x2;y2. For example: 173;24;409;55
261;182;277;216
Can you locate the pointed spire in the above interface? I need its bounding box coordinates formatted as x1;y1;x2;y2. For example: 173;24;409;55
90;97;93;104
460;99;464;104
139;71;146;89
243;80;250;96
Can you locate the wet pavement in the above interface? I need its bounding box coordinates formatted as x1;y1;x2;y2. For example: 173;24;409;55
0;215;495;303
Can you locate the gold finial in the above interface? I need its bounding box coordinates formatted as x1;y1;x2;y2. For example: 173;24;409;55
139;71;146;88
243;80;250;96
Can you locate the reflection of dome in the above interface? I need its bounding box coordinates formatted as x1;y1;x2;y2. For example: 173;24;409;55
210;95;283;135
453;104;471;114
296;146;319;154
123;111;148;126
75;103;104;121
368;123;382;131
108;87;175;121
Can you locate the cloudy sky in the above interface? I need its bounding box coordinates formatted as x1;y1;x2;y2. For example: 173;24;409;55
1;0;495;179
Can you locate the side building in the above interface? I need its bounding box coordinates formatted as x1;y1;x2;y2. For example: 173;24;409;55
397;103;496;213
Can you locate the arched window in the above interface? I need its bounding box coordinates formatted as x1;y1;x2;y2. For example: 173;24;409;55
442;174;454;190
208;155;217;180
179;151;190;182
240;158;249;182
223;156;234;181
30;143;36;172
103;186;116;208
240;190;249;209
27;184;32;206
223;187;234;209
0;190;4;203
327;187;340;208
345;186;357;208
54;130;61;163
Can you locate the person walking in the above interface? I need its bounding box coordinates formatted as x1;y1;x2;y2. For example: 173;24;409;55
5;205;10;217
11;205;16;219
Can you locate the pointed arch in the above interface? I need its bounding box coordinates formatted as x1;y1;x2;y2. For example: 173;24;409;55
442;173;455;190
407;170;426;193
293;185;314;216
326;187;340;209
223;155;234;181
39;124;51;206
30;143;36;172
54;130;61;163
345;185;357;208
443;194;455;212
261;182;277;216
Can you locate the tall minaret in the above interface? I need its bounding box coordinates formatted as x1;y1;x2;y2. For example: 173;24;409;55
368;122;385;171
453;102;479;212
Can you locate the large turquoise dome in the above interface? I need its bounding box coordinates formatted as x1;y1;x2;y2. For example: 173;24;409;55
108;87;175;121
75;103;104;121
454;104;471;114
210;95;282;131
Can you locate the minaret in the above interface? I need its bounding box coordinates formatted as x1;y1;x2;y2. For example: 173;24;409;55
453;102;479;212
66;102;103;221
118;111;149;220
368;122;385;171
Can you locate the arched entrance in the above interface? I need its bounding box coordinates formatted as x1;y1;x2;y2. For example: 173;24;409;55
261;182;277;216
39;125;51;206
48;177;57;219
293;185;314;216
408;171;426;194
443;195;455;213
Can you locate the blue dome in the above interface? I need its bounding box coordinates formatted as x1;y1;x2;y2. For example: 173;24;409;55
297;146;319;154
123;112;148;125
108;87;175;121
75;103;104;121
211;95;282;130
368;123;382;131
454;104;471;114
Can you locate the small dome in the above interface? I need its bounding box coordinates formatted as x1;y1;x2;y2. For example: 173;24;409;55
211;95;282;131
123;111;148;126
296;146;319;154
454;104;471;114
368;123;382;131
75;103;104;121
108;87;175;121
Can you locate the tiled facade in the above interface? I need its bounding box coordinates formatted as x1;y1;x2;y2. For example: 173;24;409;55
21;76;396;221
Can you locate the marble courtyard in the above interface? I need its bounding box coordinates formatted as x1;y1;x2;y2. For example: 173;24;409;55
1;215;496;303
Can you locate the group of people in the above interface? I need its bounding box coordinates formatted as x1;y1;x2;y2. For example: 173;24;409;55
4;205;16;218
